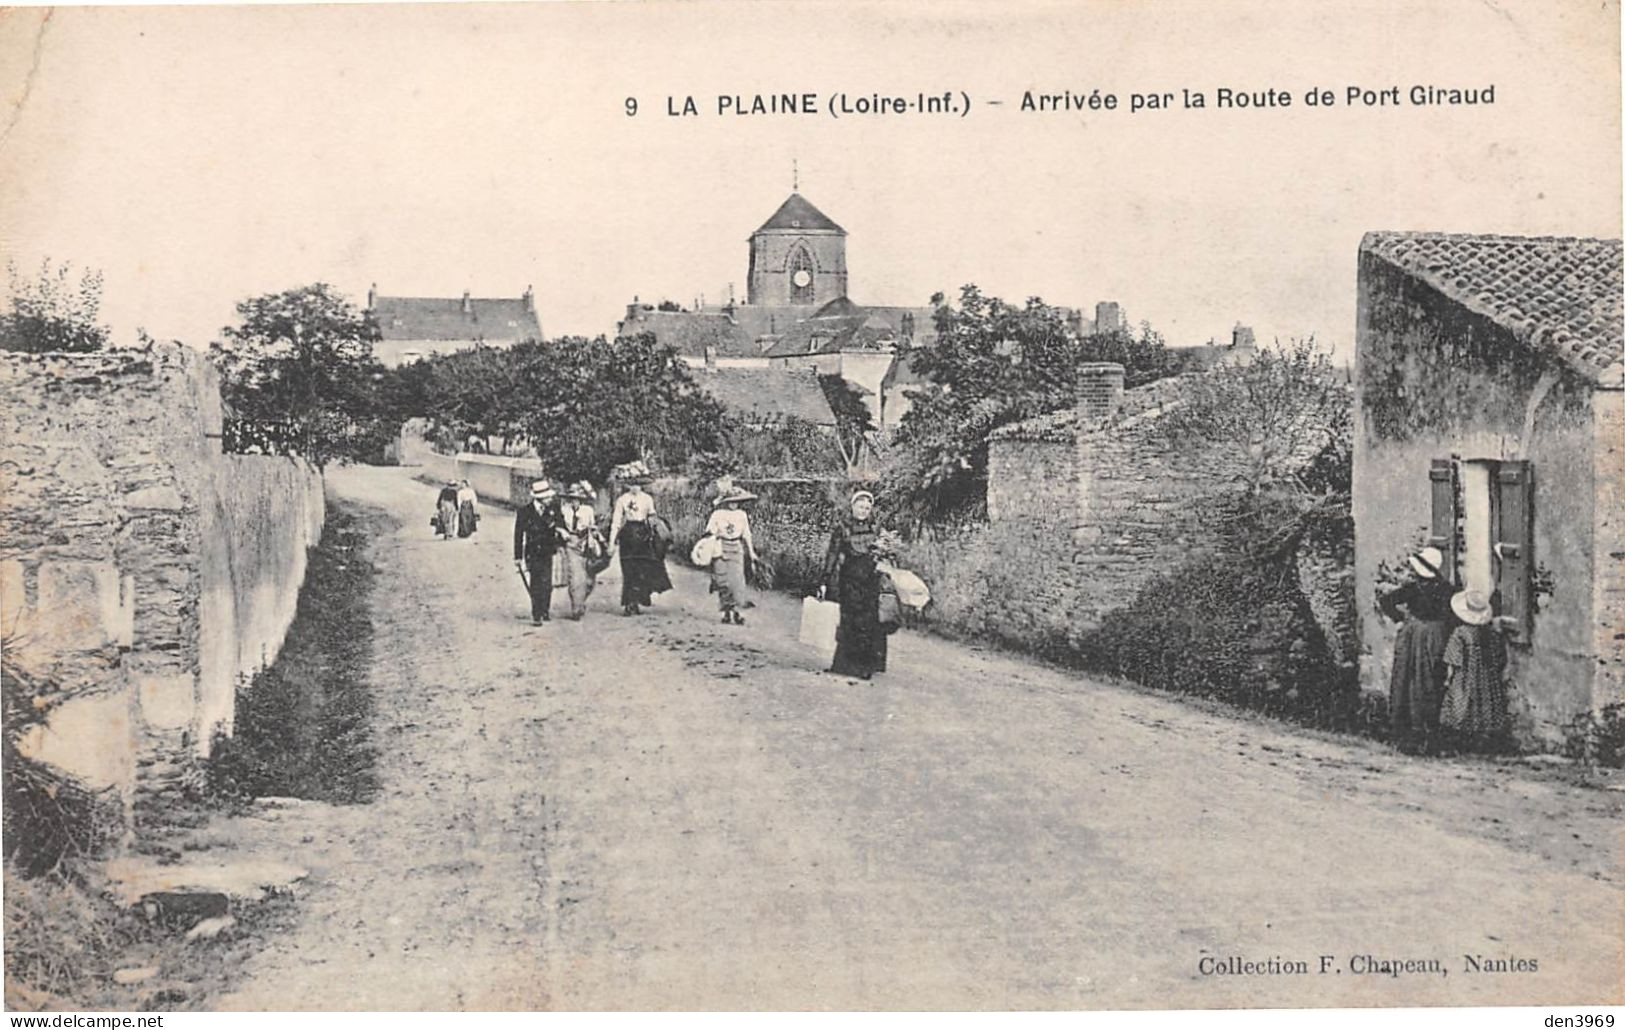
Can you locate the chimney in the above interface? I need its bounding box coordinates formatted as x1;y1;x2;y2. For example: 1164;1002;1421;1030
367;282;377;310
1095;301;1125;334
1077;362;1126;424
1231;323;1256;350
461;290;472;315
522;285;534;313
703;343;718;372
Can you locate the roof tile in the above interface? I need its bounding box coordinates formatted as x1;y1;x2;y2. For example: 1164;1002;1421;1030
1362;232;1623;386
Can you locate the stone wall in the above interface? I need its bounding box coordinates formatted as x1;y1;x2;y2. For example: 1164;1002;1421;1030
1594;390;1625;709
904;373;1250;653
416;451;548;509
0;344;323;832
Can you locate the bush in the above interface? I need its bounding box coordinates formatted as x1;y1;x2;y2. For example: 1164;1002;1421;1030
1562;702;1625;769
1081;539;1353;726
651;476;847;594
206;505;379;805
2;658;121;878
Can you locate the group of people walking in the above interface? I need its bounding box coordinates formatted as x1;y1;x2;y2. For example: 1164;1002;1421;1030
433;480;479;540
1380;545;1513;754
492;465;908;682
512;461;674;623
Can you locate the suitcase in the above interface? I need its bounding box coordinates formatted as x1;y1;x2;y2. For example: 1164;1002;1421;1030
798;597;841;656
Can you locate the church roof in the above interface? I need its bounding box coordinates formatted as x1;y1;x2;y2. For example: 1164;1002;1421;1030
754;193;846;235
763;313;897;358
1362;232;1623;386
811;296;864;318
372;294;540;342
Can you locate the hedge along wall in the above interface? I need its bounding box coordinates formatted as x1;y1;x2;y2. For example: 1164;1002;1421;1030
0;344;323;838
650;476;851;591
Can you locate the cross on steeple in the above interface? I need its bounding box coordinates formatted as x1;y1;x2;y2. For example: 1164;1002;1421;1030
792;158;799;192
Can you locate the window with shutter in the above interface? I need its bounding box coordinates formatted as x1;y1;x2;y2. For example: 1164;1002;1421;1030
1428;458;1458;584
1492;460;1534;643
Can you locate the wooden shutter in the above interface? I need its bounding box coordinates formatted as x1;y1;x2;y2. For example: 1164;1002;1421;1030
1493;460;1534;643
1428;458;1458;584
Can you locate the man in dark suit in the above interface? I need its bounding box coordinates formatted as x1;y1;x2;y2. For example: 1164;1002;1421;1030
514;480;563;623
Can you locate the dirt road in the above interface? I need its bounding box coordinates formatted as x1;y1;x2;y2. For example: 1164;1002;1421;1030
216;465;1622;1009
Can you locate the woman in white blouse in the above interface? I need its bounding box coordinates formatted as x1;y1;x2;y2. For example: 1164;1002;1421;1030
703;485;759;624
558;481;600;620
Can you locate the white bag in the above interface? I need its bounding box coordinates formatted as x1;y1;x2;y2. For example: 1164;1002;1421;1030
877;563;931;608
690;534;721;566
798;597;840;655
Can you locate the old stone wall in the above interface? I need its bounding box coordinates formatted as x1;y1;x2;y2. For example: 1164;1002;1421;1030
903;377;1250;654
0;344;322;831
1589;389;1624;709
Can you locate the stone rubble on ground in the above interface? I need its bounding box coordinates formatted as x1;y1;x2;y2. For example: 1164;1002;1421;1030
184;915;237;943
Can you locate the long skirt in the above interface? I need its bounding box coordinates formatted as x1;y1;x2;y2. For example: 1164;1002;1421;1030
561;544;595;618
457;500;477;537
1388;616;1450;741
711;539;748;611
436;499;458;539
617;521;673;607
830;558;887;678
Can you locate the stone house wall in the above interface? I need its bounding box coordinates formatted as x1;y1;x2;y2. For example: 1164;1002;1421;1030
1355;249;1612;744
0;344;323;833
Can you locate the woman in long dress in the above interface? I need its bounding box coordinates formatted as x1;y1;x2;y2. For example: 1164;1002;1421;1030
558;480;600;620
1440;589;1512;751
455;479;479;538
1377;546;1455;753
822;489;889;679
435;481;460;541
704;486;759;625
608;461;673;615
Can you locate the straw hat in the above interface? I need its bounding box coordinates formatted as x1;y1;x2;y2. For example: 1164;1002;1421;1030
529;480;557;500
712;485;759;507
1451;589;1494;626
1408;546;1444;579
564;480;595;501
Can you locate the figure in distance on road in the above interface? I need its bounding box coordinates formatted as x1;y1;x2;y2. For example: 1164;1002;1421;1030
820;488;896;680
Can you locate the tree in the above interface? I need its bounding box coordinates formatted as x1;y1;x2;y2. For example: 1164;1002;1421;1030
210;284;385;465
1157;337;1352;557
0;259;109;354
887;285;1183;523
818;373;875;474
1158;337;1349;497
513;333;725;483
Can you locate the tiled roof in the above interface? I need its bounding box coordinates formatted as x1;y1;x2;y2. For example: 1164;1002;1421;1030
763;313;899;358
372;296;540;342
693;366;835;426
754;193;845;235
811;296;863;318
618;309;757;359
1362;232;1623;386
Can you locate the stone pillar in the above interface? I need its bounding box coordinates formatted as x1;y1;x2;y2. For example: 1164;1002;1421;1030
1076;362;1126;425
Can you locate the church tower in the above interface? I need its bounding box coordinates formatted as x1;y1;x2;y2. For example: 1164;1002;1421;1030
746;192;848;307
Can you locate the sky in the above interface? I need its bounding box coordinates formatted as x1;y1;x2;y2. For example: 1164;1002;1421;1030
0;0;1618;360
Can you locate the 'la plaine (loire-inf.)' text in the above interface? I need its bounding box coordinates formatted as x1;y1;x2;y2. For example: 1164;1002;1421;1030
627;84;1496;119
